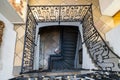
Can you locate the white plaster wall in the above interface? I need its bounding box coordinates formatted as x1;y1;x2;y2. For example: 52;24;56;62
0;13;16;80
106;25;120;57
82;44;97;69
79;25;97;70
99;0;120;16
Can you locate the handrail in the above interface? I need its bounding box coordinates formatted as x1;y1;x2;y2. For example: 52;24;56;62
29;5;91;23
82;5;120;71
21;4;120;74
27;5;38;25
21;5;38;74
89;5;120;59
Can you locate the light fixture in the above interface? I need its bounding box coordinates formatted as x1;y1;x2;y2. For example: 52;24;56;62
15;0;21;3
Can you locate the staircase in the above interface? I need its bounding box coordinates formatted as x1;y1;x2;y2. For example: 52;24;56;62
86;40;120;71
49;26;78;70
20;4;120;75
82;7;120;71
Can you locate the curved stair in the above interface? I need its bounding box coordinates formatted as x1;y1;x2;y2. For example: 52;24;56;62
82;9;120;71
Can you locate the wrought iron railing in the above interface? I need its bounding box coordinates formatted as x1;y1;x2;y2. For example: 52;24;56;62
10;69;120;79
21;4;120;74
82;5;120;71
21;6;38;74
29;5;90;23
21;5;91;74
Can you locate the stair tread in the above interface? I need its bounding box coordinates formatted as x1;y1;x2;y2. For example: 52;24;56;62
50;26;78;70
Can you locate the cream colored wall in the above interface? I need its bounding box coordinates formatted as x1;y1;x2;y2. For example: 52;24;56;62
12;24;25;76
29;0;91;5
8;0;28;22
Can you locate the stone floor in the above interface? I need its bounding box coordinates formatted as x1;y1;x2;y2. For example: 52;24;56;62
14;24;25;68
13;0;117;74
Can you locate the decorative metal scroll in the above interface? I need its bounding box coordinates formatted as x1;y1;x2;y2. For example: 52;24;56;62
29;5;90;22
21;5;91;74
21;4;120;74
82;6;120;71
21;7;37;73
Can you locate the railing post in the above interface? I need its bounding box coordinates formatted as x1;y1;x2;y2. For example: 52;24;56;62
58;6;61;25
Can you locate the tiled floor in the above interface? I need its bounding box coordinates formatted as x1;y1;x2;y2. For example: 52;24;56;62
14;24;25;67
13;0;116;72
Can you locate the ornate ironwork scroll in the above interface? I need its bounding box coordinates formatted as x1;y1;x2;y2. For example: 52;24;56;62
0;21;5;46
29;5;90;22
21;4;120;74
21;6;37;73
82;5;120;71
21;5;91;74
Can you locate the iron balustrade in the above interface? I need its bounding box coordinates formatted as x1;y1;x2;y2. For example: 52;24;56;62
21;5;91;74
21;4;120;74
21;6;38;74
10;69;120;80
82;5;120;71
29;5;90;23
